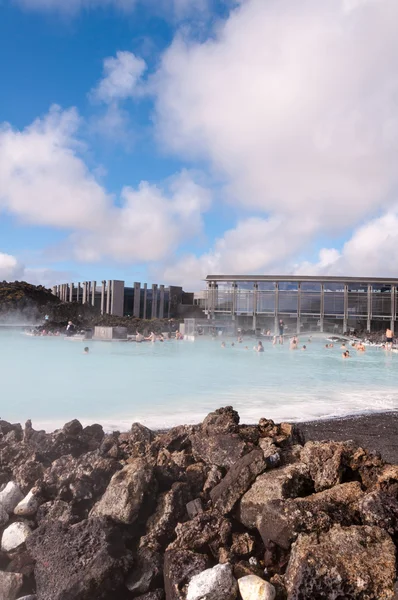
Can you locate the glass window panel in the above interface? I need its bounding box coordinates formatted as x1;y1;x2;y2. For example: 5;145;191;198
236;290;254;314
301;293;321;314
347;293;368;315
278;281;298;291
324;293;344;315
372;293;392;316
347;283;368;292
301;282;321;291
324;283;345;292
215;289;233;312
278;292;298;313
257;291;275;313
372;283;391;293
257;282;275;291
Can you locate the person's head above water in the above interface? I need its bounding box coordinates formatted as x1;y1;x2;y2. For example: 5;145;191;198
84;347;89;354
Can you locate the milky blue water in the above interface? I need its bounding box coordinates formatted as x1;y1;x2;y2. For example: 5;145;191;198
1;329;398;432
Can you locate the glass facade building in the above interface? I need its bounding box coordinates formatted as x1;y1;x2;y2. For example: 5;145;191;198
204;275;398;333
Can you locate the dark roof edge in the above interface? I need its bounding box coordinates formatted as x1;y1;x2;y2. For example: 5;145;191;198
205;275;398;284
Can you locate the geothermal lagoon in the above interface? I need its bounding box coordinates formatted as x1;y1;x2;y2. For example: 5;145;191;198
1;328;398;431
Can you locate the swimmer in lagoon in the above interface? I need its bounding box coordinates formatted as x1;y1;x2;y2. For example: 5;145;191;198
290;336;298;350
221;341;226;348
136;331;144;343
342;350;350;358
302;345;307;350
341;343;346;350
256;341;264;352
278;319;284;344
84;347;89;354
145;332;156;342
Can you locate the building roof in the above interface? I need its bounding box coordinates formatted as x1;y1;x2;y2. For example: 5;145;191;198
205;275;398;284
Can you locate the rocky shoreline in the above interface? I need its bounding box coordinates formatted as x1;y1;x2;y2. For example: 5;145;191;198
1;407;398;600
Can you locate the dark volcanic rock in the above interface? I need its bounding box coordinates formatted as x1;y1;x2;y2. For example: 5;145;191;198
36;499;76;525
0;571;24;600
300;440;355;491
190;433;247;469
168;510;231;557
125;546;163;595
164;549;210;600
201;406;240;435
118;423;155;459
43;451;120;508
359;490;398;534
210;448;266;515
284;524;396;600
90;459;155;524
143;482;191;550
27;517;130;600
238;463;313;529
134;591;165;600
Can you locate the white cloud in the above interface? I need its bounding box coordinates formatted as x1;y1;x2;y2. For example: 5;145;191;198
0;107;211;267
296;207;398;278
154;0;398;229
0;253;25;281
91;51;146;104
0;106;110;229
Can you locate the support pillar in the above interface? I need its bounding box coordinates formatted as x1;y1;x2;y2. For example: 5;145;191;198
151;284;158;319
69;283;74;303
274;283;279;335
252;283;258;331
159;285;165;319
143;283;148;319
320;284;324;333
391;285;396;332
52;286;57;296
76;283;81;303
133;282;141;317
101;281;106;315
232;283;237;322
343;284;348;334
91;281;96;307
111;281;115;315
367;284;372;332
82;282;87;305
106;280;111;315
297;283;301;335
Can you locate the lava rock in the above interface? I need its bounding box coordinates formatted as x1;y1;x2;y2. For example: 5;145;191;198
168;510;232;557
14;489;40;517
0;504;9;527
164;549;210;600
210;448;266;515
238;463;313;529
190;433;247;469
134;592;164;600
285;524;396;599
300;440;355;491
201;407;240;435
238;575;276;600
0;482;24;514
36;499;76;525
186;563;238;600
90;459;155;524
5;549;35;577
125;547;163;595
27;517;130;600
0;571;23;600
63;419;83;436
257;481;364;550
144;482;190;550
358;490;398;534
186;498;204;519
1;522;31;553
230;532;256;558
118;422;155;459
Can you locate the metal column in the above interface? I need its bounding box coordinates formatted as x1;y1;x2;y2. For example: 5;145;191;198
343;284;348;334
252;283;258;331
143;283;148;319
101;281;106;315
159;285;165;319
151;284;158;319
274;283;279;334
133;282;141;317
91;281;96;307
297;283;301;335
367;284;372;332
320;284;324;333
106;280;111;314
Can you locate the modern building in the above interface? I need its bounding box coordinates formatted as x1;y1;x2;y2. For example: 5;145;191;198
204;275;398;334
52;280;199;319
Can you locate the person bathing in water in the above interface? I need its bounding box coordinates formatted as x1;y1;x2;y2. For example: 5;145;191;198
145;332;156;342
255;341;264;352
278;319;284;344
83;347;89;354
290;336;298;350
386;328;394;349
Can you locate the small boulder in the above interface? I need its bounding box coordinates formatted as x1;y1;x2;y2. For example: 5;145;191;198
16;596;37;600
0;504;9;527
27;517;130;600
358;490;398;534
168;510;232;557
0;571;23;600
300;440;354;491
125;547;162;595
63;419;83;436
210;449;266;515
144;482;190;549
230;533;255;558
36;499;75;525
1;522;31;553
0;482;24;514
186;498;204;519
285;524;396;599
90;459;155;524
14;489;39;517
164;549;210;600
190;433;247;469
186;563;238;600
134;592;164;600
201;407;240;435
238;575;276;600
238;463;312;529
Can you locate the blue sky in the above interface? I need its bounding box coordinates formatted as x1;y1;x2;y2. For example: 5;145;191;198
1;0;398;289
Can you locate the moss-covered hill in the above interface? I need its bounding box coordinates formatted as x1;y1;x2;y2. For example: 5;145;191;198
0;281;60;321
